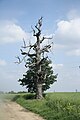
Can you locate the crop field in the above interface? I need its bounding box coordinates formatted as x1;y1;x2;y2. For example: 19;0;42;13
45;92;80;120
1;92;80;120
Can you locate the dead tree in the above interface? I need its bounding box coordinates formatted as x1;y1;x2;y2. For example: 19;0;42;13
16;17;53;99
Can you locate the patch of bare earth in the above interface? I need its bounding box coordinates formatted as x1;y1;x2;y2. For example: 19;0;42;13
0;100;44;120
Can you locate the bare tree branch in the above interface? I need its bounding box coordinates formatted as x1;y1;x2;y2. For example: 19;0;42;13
21;39;27;48
37;16;43;29
25;62;36;68
40;36;53;43
15;56;21;64
20;49;27;55
31;17;43;38
28;53;36;57
31;26;36;36
40;44;51;53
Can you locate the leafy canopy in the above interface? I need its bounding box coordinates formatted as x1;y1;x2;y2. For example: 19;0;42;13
18;56;57;93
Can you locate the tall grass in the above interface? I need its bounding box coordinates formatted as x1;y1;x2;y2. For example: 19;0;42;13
45;92;80;120
4;92;80;120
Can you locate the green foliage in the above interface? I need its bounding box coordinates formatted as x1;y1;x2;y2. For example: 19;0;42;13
12;92;80;120
46;93;80;120
18;58;57;93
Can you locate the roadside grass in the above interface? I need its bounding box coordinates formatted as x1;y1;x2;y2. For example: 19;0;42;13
0;93;16;101
2;92;80;120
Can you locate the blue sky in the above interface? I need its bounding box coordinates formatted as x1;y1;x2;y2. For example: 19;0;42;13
0;0;80;92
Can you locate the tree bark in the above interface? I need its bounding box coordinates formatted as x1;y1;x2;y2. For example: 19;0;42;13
36;35;43;99
36;83;43;99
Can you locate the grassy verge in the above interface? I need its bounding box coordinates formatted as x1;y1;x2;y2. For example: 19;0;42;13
10;92;80;120
1;92;80;120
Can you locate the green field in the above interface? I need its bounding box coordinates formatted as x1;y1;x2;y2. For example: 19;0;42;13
1;92;80;120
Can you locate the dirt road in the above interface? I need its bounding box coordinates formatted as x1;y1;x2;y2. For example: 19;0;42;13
0;100;44;120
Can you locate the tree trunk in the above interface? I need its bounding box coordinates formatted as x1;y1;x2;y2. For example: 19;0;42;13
36;35;43;99
36;83;43;99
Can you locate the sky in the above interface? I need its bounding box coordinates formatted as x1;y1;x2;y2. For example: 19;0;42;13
0;0;80;92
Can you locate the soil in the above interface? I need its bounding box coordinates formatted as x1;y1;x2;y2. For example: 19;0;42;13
0;99;44;120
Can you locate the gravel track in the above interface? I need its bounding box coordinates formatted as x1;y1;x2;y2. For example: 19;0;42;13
0;100;44;120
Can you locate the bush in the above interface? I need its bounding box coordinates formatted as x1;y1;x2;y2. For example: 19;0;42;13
23;93;36;99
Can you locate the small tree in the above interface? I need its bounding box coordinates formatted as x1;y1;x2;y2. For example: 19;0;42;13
16;17;57;99
19;57;57;94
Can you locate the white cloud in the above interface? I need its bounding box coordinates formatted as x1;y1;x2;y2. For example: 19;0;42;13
67;49;80;56
55;18;80;44
50;63;63;69
0;59;7;66
54;43;65;50
67;9;80;20
53;64;63;69
0;20;29;44
54;16;80;56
